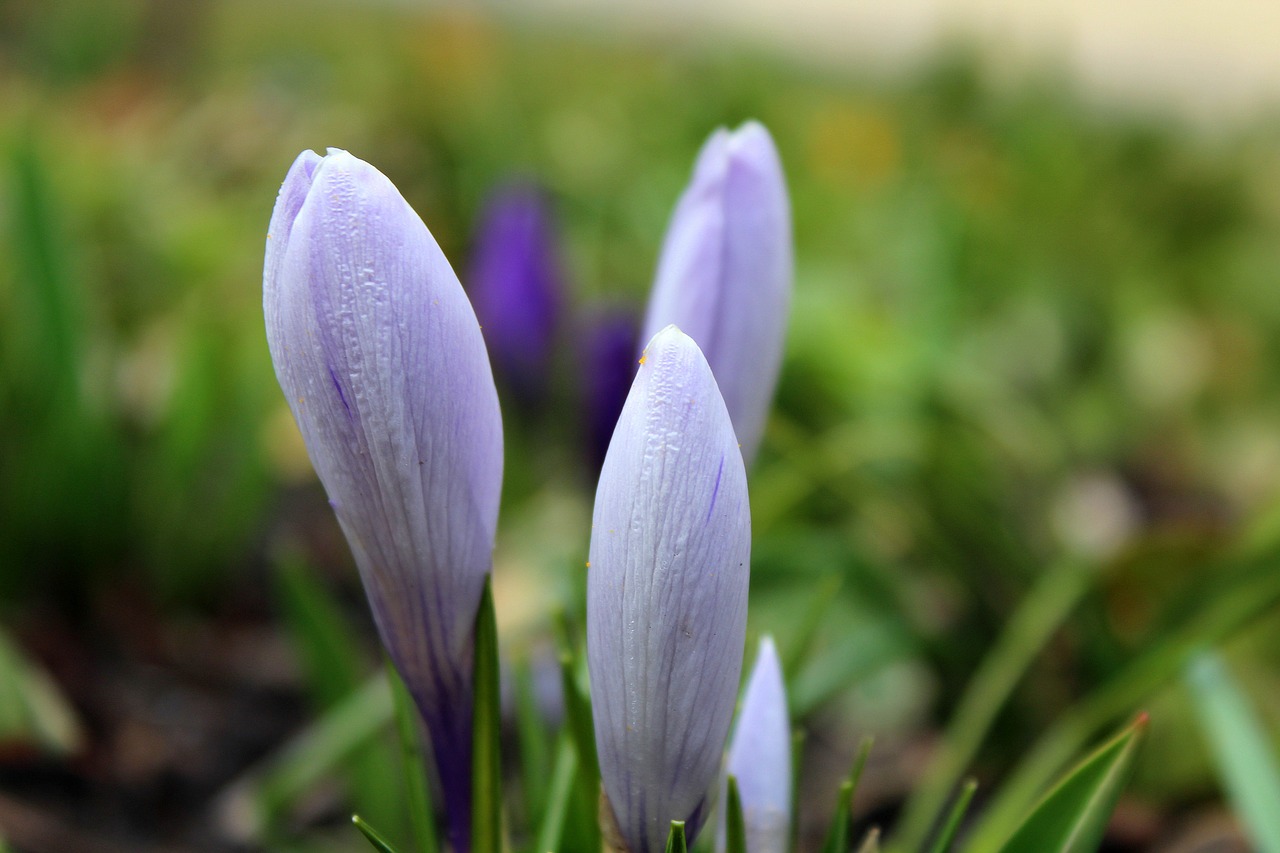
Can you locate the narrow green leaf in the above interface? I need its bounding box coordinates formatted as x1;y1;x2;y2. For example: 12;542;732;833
217;674;392;839
559;649;602;853
471;577;503;853
992;715;1146;853
895;559;1090;852
823;738;873;853
791;729;807;853
783;574;842;676
666;820;689;853
535;734;579;853
276;557;400;833
353;814;405;853
514;658;553;822
926;779;977;853
1186;652;1280;853
0;624;82;754
389;662;440;853
725;776;747;853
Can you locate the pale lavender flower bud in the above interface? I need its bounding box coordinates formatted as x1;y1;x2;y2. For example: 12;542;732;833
263;149;502;853
724;636;792;853
468;181;563;404
640;122;792;464
587;325;751;853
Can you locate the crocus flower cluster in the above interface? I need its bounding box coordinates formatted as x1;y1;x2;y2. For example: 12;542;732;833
263;121;792;853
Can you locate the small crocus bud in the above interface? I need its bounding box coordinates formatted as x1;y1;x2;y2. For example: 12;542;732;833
467;182;563;404
264;149;502;853
588;325;751;853
723;637;792;853
640;121;792;464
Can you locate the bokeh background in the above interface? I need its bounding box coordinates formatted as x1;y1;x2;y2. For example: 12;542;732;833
2;1;1280;851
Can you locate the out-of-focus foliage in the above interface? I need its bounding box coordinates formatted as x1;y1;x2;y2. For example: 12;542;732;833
3;0;1280;844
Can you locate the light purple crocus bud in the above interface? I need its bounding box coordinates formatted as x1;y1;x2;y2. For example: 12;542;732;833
468;182;562;404
263;149;502;853
723;637;791;853
588;325;751;853
640;121;792;464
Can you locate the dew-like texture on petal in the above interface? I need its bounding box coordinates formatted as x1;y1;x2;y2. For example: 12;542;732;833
724;637;791;853
263;150;502;853
588;326;751;853
640;122;792;464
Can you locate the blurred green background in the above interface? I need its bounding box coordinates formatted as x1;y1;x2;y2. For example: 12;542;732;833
3;1;1280;851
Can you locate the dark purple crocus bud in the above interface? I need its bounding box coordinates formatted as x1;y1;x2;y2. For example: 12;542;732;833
641;122;792;464
264;149;503;853
578;307;640;473
588;325;751;853
468;182;562;404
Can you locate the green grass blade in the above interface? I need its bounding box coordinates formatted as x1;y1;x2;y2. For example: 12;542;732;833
535;734;579;853
991;715;1146;853
925;779;977;853
471;577;503;853
822;737;873;853
725;776;747;853
514;658;553;823
666;821;688;853
854;828;881;853
1186;652;1280;853
389;662;440;853
559;649;602;853
0;624;82;755
353;814;405;853
225;674;392;836
275;558;400;834
894;558;1091;852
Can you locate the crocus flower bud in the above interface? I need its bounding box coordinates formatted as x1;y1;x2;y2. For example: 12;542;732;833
264;149;502;853
640;121;792;464
468;182;562;404
588;325;751;853
577;306;640;473
723;637;791;853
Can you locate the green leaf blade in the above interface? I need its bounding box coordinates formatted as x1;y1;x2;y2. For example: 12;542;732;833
1185;652;1280;853
471;577;503;853
993;715;1146;853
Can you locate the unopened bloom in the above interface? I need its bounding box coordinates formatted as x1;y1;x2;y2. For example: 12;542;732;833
468;182;563;404
264;149;502;853
588;325;751;853
640;122;792;464
723;637;791;853
577;306;640;472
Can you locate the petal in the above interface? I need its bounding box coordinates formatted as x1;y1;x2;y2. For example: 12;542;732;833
588;325;751;853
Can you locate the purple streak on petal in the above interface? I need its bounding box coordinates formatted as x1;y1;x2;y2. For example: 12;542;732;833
578;306;640;473
641;122;792;464
264;149;503;853
723;637;791;853
468;181;563;404
588;326;750;853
